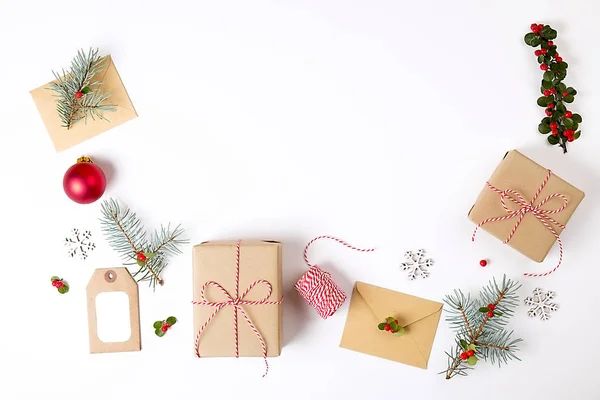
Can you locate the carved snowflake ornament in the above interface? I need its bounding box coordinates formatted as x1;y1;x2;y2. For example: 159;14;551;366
524;288;559;321
400;249;433;280
65;229;96;260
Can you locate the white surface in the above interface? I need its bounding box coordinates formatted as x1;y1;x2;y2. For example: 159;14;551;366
95;292;132;343
1;1;599;399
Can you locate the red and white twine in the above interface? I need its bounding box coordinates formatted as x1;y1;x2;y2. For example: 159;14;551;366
193;240;283;377
472;169;569;277
295;236;374;318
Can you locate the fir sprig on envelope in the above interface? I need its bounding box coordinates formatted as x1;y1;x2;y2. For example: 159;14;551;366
48;48;115;129
442;276;522;379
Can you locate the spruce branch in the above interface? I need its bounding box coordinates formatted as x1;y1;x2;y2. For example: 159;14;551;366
47;48;115;129
442;275;522;380
99;198;188;289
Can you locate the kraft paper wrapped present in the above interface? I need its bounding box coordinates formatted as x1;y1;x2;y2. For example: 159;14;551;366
192;240;283;361
30;55;137;152
469;150;585;268
340;282;442;369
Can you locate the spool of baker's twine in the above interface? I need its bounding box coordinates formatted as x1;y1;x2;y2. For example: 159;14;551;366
294;236;375;319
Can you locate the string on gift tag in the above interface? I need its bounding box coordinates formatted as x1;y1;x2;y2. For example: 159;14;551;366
295;236;375;319
192;240;283;377
472;169;568;277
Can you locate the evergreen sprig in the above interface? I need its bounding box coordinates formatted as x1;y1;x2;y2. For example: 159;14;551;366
99;198;187;289
524;23;583;153
442;275;522;380
47;48;115;129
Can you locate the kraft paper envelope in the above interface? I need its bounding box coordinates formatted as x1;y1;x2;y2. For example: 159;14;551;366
340;282;442;369
30;55;137;152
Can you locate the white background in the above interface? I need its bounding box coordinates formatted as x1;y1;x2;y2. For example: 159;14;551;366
1;1;599;399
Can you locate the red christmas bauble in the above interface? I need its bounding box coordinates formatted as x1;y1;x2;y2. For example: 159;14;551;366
63;157;106;204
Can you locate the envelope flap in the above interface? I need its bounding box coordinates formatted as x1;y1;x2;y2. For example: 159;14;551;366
355;281;442;327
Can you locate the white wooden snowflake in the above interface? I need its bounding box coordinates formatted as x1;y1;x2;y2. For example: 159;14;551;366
65;229;96;260
525;288;559;321
400;249;433;280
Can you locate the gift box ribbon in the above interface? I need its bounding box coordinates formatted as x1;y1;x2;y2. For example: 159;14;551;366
472;169;569;277
193;240;283;377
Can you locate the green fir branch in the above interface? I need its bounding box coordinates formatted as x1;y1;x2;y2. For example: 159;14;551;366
442;275;522;380
99;198;187;289
47;48;115;129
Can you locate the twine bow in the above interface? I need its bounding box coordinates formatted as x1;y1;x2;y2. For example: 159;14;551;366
193;240;283;377
472;169;569;277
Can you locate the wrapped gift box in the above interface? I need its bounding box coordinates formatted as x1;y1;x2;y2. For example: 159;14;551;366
192;240;283;357
469;150;585;263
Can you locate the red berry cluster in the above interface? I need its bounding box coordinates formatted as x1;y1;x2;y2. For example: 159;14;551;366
51;276;69;294
479;303;501;319
137;252;147;262
524;23;583;153
378;316;405;336
460;349;475;360
154;316;177;337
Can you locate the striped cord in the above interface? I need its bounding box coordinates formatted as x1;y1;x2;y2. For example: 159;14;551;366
472;169;569;277
295;236;374;318
193;240;283;377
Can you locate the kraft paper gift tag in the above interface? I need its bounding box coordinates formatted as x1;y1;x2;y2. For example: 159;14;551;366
340;282;442;369
30;55;137;152
86;268;141;354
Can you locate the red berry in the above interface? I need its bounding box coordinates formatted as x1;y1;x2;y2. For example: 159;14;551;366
487;304;496;311
550;122;558;129
568;136;574;142
538;24;544;30
543;89;551;96
556;56;563;63
460;352;468;360
550;88;557;94
540;64;549;71
479;259;487;267
545;109;552;116
530;23;538;32
563;91;569;97
534;50;542;57
52;280;58;287
547;103;555;109
551;131;559;136
384;324;391;331
467;350;475;357
548;41;554;46
541;48;548;55
565;111;573;118
487;311;494;318
161;324;169;332
56;281;64;289
137;252;147;262
75;91;83;99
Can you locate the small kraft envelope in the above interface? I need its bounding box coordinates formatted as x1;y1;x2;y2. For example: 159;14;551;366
340;282;442;369
30;55;137;152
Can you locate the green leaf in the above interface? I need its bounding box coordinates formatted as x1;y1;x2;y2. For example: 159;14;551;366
390;321;398;331
564;95;575;103
548;135;559;145
537;96;549;107
542;117;551;125
537;55;545;64
58;285;69;294
460;339;468;350
155;328;165;337
467;356;478;366
378;323;386;330
556;102;566;113
574;131;581;139
547;48;556;57
81;86;91;94
572;122;579;131
166;316;177;325
555;62;567;72
479;307;490;313
468;344;477;351
538;123;551;134
558;82;567;92
144;252;156;259
567;86;575;94
153;321;162;329
51;276;60;282
541;80;552;90
564;119;574;129
524;33;539;46
572;114;583;123
386;317;395;324
136;259;145;267
543;71;554;82
393;327;405;336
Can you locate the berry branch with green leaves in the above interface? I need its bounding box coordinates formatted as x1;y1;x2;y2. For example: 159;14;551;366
442;276;522;380
524;23;583;153
47;48;115;130
99;198;187;289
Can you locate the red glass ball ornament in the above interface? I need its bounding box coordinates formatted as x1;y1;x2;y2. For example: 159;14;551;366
63;157;106;204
